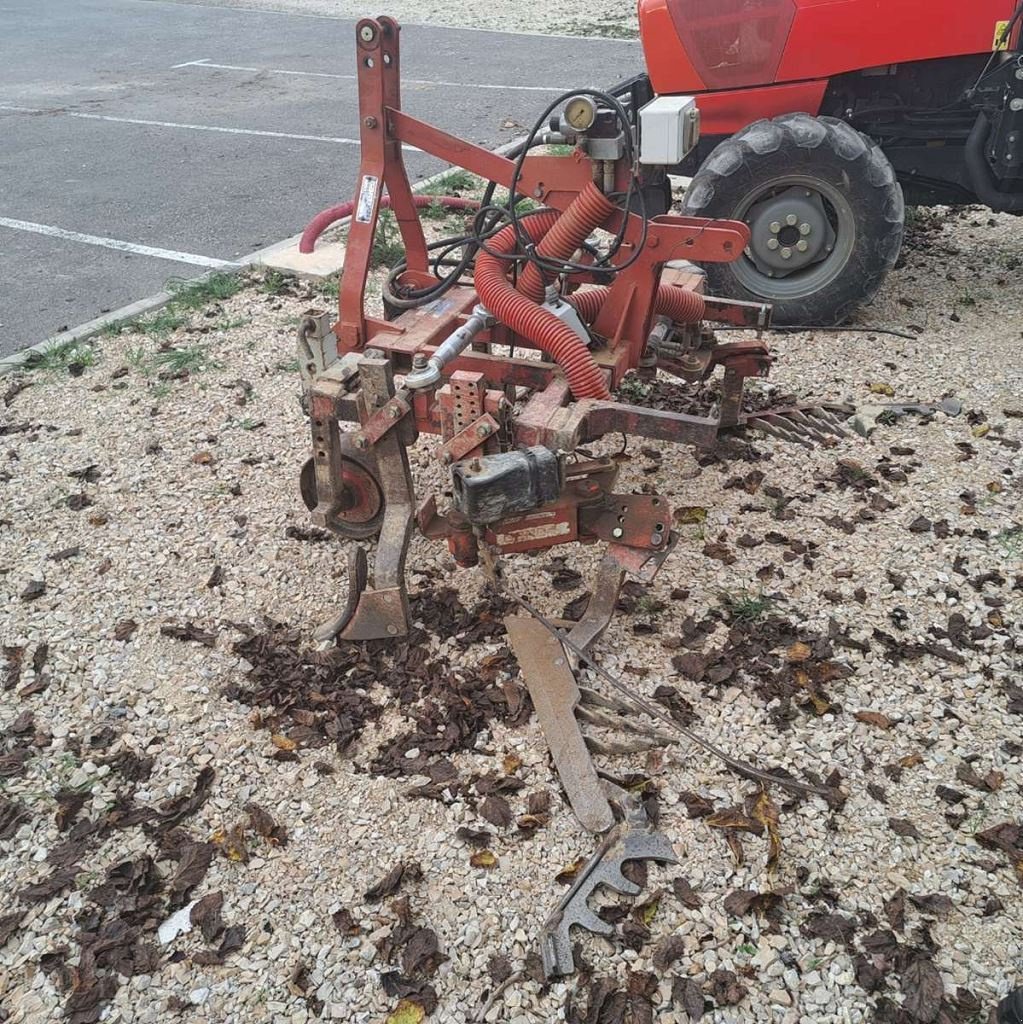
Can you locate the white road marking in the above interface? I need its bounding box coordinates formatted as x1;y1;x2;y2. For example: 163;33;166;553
0;103;421;150
175;57;573;93
0;217;239;268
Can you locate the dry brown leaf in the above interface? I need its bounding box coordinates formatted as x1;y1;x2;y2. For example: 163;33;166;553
501;752;522;775
855;710;894;730
211;823;249;863
270;734;296;752
752;790;782;869
899;752;924;769
786;642;812;662
469;850;498;869
674;506;707;525
555;857;586;884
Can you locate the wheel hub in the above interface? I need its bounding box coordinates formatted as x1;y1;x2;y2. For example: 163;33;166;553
299;439;384;540
746;187;836;277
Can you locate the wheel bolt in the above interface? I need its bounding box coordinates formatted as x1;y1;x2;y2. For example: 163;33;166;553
796;240;809;253
769;221;781;234
766;238;779;250
781;247;792;260
354;435;369;449
785;213;798;226
611;527;624;539
799;222;812;236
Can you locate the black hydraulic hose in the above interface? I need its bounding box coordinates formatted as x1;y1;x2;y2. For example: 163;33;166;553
964;112;1023;213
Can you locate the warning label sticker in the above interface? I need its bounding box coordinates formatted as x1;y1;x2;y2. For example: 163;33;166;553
355;175;379;223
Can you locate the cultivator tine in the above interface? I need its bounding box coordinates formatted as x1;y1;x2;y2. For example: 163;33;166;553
743;400;857;447
585;735;667;755
786;409;833;443
575;704;676;746
747;414;814;448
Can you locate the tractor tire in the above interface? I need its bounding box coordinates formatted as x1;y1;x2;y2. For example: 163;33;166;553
681;113;904;326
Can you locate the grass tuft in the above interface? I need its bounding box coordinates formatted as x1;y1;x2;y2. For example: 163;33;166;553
151;345;220;375
719;589;774;623
23;339;97;375
166;272;244;309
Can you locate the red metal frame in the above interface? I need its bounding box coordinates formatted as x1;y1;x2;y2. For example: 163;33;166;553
306;17;779;642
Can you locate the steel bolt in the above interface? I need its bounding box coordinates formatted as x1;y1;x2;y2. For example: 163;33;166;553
611;527;624;539
1016;68;1023;80
388;405;401;419
1011;99;1023;111
412;353;428;369
476;424;491;438
364;116;378;128
781;247;792;260
799;222;812;235
650;533;662;546
766;238;779;251
360;24;375;40
796;240;809;253
769;221;781;234
386;624;398;636
354;435;369;449
785;213;798;226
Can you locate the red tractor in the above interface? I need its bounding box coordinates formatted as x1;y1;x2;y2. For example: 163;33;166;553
637;0;1023;325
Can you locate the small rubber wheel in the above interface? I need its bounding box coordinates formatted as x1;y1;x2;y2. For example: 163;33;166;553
299;447;384;541
682;113;904;326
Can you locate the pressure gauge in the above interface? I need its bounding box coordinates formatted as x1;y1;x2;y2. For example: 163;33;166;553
563;95;597;133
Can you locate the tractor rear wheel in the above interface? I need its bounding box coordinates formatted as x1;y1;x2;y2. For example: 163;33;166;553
682;113;904;326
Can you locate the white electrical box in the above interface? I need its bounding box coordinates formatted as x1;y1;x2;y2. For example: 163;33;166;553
638;95;701;165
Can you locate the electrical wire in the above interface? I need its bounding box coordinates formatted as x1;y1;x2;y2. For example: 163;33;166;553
506;88;648;280
966;0;1023;99
713;324;917;340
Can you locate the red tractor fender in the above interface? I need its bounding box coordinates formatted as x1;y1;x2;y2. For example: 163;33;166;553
640;0;1017;136
691;80;829;137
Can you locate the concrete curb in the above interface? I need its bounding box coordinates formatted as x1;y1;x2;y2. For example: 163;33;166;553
0;136;529;379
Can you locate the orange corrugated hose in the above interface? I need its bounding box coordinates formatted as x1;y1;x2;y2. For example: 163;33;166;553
475;211;611;400
515;182;617;303
568;284;706;326
475;192;707;400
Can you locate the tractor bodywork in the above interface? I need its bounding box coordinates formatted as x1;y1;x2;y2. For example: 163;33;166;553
638;0;1023;323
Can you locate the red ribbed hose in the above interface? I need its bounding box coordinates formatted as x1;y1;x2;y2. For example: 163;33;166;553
568;284;706;326
516;182;617;302
298;195;479;254
475;212;611;400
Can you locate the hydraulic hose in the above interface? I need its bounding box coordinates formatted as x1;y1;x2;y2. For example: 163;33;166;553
299;194;479;254
475;212;611;400
516;182;617;302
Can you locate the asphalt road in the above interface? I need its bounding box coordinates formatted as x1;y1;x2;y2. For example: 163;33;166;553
0;0;642;358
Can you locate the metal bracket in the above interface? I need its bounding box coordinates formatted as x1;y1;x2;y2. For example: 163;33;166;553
297;309;338;381
436;411;501;464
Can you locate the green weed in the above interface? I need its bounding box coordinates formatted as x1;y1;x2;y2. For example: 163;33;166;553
260;269;291;295
166;272;244;310
152;345;219;376
24;339;97;374
719;589;774;623
433;169;477;195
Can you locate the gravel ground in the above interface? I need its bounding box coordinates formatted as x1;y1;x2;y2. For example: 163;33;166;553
188;0;639;38
1;203;1022;1024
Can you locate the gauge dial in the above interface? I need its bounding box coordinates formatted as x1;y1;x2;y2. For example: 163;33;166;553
564;95;597;132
